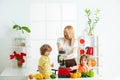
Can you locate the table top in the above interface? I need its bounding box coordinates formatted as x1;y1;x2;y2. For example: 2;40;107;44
0;67;103;80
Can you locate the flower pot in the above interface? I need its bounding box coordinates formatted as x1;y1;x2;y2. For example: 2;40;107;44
17;63;22;67
17;61;23;68
88;30;93;36
85;35;95;47
14;37;26;46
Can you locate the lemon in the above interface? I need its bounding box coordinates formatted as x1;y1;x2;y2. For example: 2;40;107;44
34;73;43;79
44;73;50;79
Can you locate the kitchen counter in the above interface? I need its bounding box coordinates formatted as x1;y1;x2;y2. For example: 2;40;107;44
0;57;103;80
0;67;103;80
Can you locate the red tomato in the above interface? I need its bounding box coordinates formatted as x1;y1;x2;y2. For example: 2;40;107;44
80;39;85;44
80;49;84;55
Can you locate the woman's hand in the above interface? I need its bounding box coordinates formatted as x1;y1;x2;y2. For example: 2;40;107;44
63;55;69;60
57;43;63;51
59;48;63;51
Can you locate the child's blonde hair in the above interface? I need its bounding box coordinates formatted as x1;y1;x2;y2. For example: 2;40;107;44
64;25;75;46
40;44;52;55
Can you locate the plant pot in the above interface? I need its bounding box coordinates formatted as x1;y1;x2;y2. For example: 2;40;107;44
14;37;26;46
88;31;93;36
17;61;23;68
18;64;22;67
85;35;95;47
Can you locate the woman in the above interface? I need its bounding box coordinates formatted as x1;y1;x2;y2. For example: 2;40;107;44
57;25;77;73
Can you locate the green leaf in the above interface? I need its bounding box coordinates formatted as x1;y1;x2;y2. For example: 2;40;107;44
21;26;31;33
96;9;101;14
85;8;101;36
85;9;91;16
13;24;21;30
85;9;89;13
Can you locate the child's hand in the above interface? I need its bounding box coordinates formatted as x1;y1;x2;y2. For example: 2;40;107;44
51;63;54;68
70;65;78;71
70;67;73;71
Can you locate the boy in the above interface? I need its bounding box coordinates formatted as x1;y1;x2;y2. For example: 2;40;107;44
38;44;53;78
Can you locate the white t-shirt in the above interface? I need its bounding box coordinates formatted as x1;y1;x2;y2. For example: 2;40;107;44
57;38;77;59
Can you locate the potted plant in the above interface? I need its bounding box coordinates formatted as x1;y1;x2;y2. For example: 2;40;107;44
85;9;100;36
10;51;27;67
13;24;31;34
12;24;31;46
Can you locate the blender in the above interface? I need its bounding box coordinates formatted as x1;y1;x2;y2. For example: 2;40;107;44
57;51;70;78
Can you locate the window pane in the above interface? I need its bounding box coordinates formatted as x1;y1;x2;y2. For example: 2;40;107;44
46;22;61;39
30;22;46;39
46;40;59;68
30;4;45;21
62;3;77;20
30;40;45;58
46;3;61;20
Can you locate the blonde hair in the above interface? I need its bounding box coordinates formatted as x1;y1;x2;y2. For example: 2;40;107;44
64;25;75;46
40;44;52;55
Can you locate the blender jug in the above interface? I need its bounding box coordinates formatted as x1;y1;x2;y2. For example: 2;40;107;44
58;51;66;68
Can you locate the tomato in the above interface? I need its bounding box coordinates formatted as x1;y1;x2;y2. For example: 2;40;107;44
80;39;85;44
80;49;85;55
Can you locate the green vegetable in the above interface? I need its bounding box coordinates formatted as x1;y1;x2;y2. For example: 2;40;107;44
87;70;94;77
50;73;56;79
81;70;94;78
81;72;88;78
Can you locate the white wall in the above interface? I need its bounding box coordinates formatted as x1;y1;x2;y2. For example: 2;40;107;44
0;0;120;80
0;0;30;73
78;0;120;79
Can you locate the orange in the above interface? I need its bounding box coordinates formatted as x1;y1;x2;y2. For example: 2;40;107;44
70;73;73;78
28;74;34;79
91;59;96;67
70;73;78;78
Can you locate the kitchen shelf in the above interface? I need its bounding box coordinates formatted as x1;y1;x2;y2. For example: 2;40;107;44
78;35;101;77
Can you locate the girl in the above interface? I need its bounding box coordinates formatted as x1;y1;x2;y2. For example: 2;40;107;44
70;54;91;73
